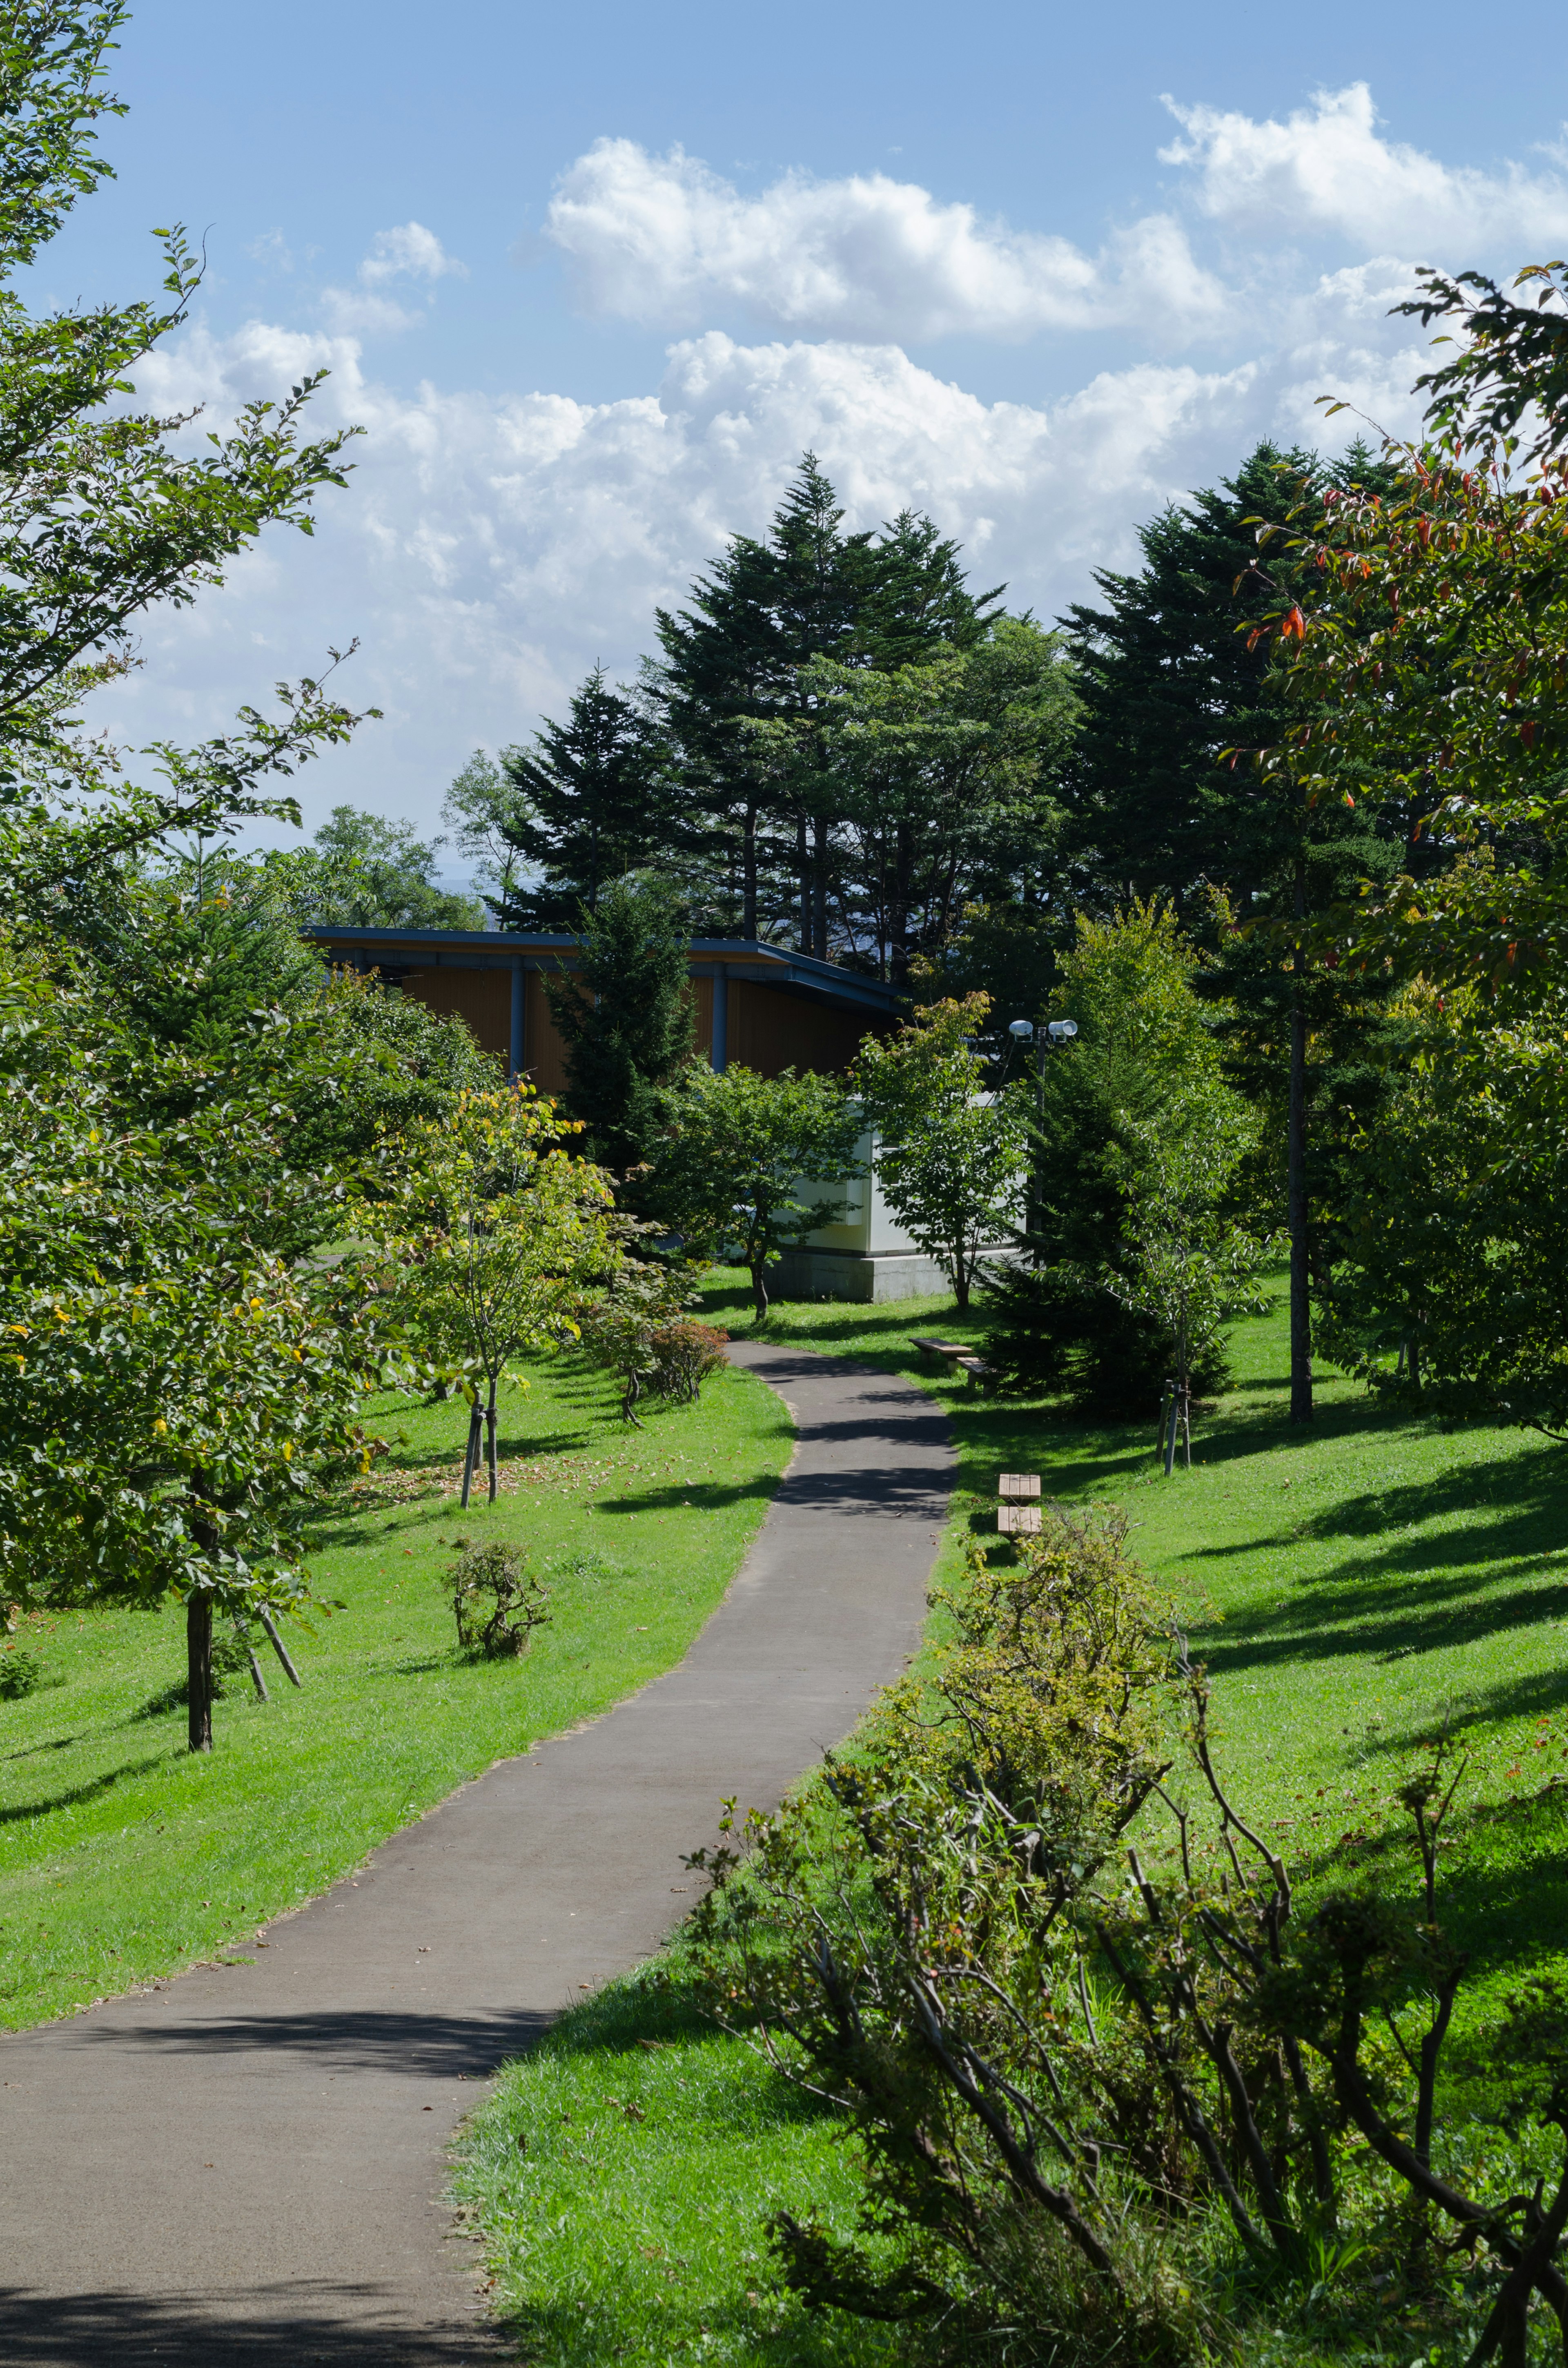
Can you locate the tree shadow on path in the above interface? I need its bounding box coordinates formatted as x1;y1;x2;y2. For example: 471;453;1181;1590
0;2287;507;2366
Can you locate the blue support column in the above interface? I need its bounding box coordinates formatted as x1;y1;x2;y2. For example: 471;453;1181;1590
510;960;526;1081
710;962;728;1073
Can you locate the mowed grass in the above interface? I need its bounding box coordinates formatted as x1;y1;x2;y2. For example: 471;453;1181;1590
0;1356;793;2030
465;1268;1568;2364
713;1266;1568;2004
456;1961;900;2368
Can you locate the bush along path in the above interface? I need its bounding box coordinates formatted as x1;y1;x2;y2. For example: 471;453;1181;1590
0;1345;952;2368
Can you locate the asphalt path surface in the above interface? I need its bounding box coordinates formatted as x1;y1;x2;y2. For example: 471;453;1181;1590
0;1344;953;2365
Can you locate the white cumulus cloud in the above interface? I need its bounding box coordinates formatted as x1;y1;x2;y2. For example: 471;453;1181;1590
1161;84;1568;259
322;221;468;334
97;299;1429;836
546;137;1229;343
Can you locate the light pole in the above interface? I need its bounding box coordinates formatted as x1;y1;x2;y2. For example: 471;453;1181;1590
1007;1017;1076;1250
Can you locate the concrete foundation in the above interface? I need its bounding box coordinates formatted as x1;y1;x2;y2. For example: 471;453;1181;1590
773;1246;954;1302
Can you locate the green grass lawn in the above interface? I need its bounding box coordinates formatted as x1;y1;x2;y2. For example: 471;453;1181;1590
466;1267;1568;2364
0;1355;793;2029
455;1959;901;2368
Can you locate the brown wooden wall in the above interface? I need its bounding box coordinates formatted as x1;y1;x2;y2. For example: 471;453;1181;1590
389;962;878;1086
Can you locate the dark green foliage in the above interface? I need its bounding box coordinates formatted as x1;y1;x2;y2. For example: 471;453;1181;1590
910;900;1060;1048
490;667;677;931
983;906;1247;1416
655;454;1007;948
544;876;694;1174
976;1255;1225;1413
1062;439;1408;912
445;1539;550;1659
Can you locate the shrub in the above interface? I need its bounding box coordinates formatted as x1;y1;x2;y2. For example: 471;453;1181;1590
647;1316;728;1405
0;1645;45;1698
445;1540;551;1659
686;1512;1568;2365
578;1258;727;1424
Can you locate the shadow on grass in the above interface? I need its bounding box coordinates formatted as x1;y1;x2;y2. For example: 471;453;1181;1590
0;1754;173;1824
1;1735;78;1765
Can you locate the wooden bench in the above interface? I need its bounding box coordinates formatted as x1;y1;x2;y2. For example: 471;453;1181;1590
956;1355;993;1391
998;1503;1042;1535
998;1472;1042;1500
911;1336;971;1369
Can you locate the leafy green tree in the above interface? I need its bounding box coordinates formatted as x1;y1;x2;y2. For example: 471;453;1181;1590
854;994;1028;1313
55;850;499;1229
0;940;396;1750
544;874;694;1174
981;904;1255;1411
1316;983;1568;1434
365;1086;619;1500
776;620;1074;986
0;4;369;904
655;1063;864;1321
1064;441;1414;1424
272;804;483;929
1240;267;1568;1420
1109;1104;1271;1464
442;747;535;920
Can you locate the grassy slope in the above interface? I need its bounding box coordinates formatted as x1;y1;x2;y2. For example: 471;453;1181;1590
0;1357;792;2029
464;1267;1568;2363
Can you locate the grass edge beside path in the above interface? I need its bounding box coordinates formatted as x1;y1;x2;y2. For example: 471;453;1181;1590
459;1269;1568;2368
0;1357;793;2030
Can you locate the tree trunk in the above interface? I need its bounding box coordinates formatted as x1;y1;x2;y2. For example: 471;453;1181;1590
187;1592;213;1754
743;805;758;940
486;1374;499;1503
796;812;810;954
953;1246;969;1314
750;1256;770;1323
1289;861;1313;1426
812;814;829;959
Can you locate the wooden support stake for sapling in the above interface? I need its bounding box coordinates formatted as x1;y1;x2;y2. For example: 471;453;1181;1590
235;1614;269;1703
459;1397;483;1510
1163;1389;1180;1478
256;1605;302;1688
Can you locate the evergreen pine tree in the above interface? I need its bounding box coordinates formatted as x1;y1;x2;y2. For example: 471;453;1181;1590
492;667;673;931
543;876;693;1174
1062;439;1418;1424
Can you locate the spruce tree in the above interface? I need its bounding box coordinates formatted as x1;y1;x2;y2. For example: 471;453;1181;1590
655;456;1005;951
1062;439;1417;1423
543;876;693;1174
492;667;673;930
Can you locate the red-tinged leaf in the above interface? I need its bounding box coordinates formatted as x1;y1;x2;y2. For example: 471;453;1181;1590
1522;720;1540;749
1343;791;1356;807
1282;604;1306;642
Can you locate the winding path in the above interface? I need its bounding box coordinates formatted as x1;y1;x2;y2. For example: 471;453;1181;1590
0;1346;952;2366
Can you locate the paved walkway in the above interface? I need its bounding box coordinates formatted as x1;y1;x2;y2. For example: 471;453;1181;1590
0;1346;952;2365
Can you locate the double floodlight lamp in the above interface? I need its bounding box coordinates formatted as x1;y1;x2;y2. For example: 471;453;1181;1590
1008;1018;1078;1043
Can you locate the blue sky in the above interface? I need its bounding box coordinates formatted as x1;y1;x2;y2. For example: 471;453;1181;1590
51;0;1568;853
